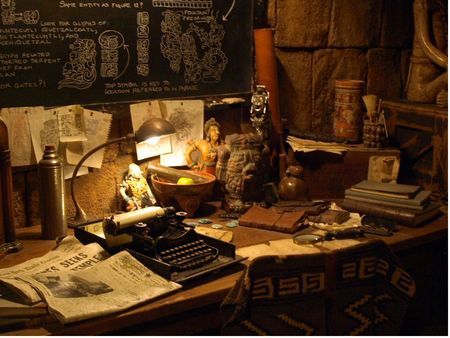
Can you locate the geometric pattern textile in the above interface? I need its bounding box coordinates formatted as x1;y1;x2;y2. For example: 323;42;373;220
221;240;415;335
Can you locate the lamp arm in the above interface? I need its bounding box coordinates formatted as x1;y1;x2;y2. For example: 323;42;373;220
70;134;134;224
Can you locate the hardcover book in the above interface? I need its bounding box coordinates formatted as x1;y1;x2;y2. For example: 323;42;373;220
352;180;421;198
345;189;432;207
339;199;442;227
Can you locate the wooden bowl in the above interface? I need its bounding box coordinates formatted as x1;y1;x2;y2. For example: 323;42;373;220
150;171;216;217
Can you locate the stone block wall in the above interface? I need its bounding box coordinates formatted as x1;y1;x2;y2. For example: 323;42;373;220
271;0;413;135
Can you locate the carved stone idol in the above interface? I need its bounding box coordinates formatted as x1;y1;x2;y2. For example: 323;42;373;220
216;133;268;213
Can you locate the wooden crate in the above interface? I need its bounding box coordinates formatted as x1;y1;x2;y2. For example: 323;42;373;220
288;146;400;199
382;100;447;199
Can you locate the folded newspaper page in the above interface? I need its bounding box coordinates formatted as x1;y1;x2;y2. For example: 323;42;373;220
19;251;182;324
0;236;109;304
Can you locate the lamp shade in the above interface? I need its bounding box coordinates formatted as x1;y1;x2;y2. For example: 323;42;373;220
135;117;176;143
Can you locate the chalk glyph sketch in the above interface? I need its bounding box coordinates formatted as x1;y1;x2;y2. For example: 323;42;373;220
27;107;88;178
28;107;59;163
66;109;112;169
0;107;40;166
130;101;172;160
58;39;97;90
56;105;88;143
152;0;212;9
99;30;129;80
159;100;204;167
1;0;40;25
368;156;400;183
136;12;150;76
160;9;228;84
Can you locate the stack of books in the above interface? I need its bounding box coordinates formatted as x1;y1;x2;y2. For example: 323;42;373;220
341;180;441;227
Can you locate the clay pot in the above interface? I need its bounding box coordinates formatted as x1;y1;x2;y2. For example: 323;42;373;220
333;79;365;143
278;165;309;201
150;171;216;217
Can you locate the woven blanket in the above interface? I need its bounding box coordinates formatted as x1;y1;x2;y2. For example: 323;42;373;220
221;240;415;335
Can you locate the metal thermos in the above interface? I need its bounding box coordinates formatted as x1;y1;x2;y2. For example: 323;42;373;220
38;145;67;239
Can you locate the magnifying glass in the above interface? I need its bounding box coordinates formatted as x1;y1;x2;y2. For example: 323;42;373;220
293;228;364;245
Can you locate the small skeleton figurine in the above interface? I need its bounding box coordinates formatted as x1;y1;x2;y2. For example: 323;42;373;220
120;163;156;211
250;85;270;137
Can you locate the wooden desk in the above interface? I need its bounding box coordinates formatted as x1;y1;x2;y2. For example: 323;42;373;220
1;206;447;335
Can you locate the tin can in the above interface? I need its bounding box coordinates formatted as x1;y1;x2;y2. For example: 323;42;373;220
38;144;67;239
333;79;365;142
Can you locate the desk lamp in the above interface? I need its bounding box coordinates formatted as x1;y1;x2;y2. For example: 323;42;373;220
70;117;176;226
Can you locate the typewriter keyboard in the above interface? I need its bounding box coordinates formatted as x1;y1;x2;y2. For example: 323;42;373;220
157;239;219;271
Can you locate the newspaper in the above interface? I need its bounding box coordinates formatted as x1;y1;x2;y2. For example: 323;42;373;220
0;236;109;304
19;251;182;324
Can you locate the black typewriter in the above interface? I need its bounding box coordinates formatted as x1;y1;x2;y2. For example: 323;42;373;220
76;207;244;284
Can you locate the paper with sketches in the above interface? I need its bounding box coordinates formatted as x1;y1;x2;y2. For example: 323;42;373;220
159;100;204;167
28;107;60;163
63;164;89;180
0;107;41;166
66;109;112;168
130;101;172;160
56;105;87;143
368;155;400;183
28;108;88;178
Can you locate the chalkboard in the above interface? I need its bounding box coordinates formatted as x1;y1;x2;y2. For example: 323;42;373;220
0;0;253;108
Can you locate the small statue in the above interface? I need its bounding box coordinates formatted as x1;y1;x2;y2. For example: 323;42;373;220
185;117;222;175
120;163;156;211
405;0;447;104
250;85;271;140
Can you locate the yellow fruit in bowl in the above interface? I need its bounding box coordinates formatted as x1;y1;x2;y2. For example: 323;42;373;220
177;177;195;185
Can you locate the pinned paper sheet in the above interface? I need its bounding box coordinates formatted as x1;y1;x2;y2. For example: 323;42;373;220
159;100;204;167
66;109;112;168
130;101;172;160
0;107;40;166
28;107;88;178
55;105;87;143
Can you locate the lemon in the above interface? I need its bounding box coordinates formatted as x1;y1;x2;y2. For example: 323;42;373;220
177;177;194;185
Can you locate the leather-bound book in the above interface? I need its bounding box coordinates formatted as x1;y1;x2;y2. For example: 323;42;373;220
339;199;442;227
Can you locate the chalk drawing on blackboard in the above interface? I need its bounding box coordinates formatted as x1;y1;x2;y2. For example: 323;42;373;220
1;0;39;25
160;10;228;84
137;12;150;76
152;0;212;9
98;30;130;80
222;0;235;21
58;39;97;90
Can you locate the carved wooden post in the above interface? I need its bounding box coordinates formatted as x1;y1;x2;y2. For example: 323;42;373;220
0;118;16;243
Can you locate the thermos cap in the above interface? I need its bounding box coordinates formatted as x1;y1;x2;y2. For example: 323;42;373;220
44;144;56;152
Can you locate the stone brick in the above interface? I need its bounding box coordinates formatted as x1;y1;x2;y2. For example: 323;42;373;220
328;0;383;47
267;0;276;28
312;49;367;134
367;48;403;100
276;49;313;132
380;0;414;48
275;0;331;48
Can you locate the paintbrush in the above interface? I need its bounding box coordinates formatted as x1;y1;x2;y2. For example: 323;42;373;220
362;95;378;123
